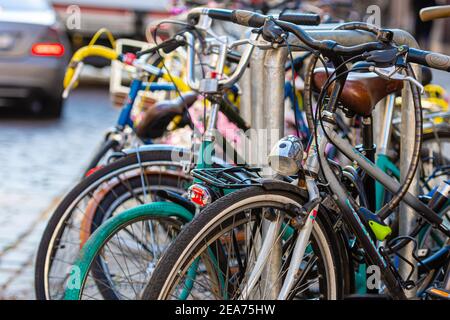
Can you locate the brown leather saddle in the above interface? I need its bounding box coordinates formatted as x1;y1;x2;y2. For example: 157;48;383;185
135;92;198;139
312;68;404;116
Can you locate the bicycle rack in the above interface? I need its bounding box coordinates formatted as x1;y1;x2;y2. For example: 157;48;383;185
191;166;262;189
240;26;422;298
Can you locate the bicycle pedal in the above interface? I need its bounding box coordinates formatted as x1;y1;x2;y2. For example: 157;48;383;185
426;287;450;300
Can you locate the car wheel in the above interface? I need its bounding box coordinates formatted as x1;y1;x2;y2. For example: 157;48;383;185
42;97;64;118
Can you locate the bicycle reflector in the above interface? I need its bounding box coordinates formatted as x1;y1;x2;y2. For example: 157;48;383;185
85;165;104;178
188;184;212;207
268;135;304;176
31;43;65;57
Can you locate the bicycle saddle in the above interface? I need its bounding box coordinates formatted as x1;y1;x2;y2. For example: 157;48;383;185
135;92;198;140
312;68;404;116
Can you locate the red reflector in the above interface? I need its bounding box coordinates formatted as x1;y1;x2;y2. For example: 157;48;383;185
122;52;136;65
85;165;104;177
188;184;212;207
31;43;65;57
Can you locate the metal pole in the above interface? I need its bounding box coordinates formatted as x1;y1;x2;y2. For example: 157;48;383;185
263;47;287;174
248;47;266;168
251;48;266;130
260;47;287;299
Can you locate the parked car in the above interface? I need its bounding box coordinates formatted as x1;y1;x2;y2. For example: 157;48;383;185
0;0;71;117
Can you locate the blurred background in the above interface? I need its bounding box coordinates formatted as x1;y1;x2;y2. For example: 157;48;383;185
0;0;449;299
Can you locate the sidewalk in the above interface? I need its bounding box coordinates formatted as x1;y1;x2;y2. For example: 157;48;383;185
0;87;118;299
0;197;57;299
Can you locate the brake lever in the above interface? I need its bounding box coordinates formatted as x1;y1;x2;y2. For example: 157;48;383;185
229;38;280;50
262;18;285;43
369;65;425;94
62;61;84;99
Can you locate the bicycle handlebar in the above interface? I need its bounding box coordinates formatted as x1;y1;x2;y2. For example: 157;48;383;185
188;8;384;55
63;45;118;89
188;8;320;27
407;48;450;72
188;8;450;73
420;5;450;22
63;43;190;98
274;20;385;55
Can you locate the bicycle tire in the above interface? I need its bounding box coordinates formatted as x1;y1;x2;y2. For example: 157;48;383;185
82;138;119;177
64;202;193;300
142;185;346;300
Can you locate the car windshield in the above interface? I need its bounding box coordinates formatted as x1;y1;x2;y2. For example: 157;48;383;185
0;0;50;11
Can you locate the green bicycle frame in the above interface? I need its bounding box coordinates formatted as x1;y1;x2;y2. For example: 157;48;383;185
375;154;401;212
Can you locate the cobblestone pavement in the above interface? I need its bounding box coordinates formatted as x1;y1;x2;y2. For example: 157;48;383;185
0;87;118;299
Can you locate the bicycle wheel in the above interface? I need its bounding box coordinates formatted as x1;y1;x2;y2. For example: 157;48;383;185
82;138;119;177
35;148;191;300
143;185;345;300
64;202;192;300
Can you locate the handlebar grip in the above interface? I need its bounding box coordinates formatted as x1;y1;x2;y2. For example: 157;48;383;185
189;9;265;27
137;38;184;57
279;13;321;26
193;8;320;28
162;38;185;54
408;48;450;72
420;5;450;22
207;9;235;22
231;10;266;27
187;9;235;24
192;8;265;28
